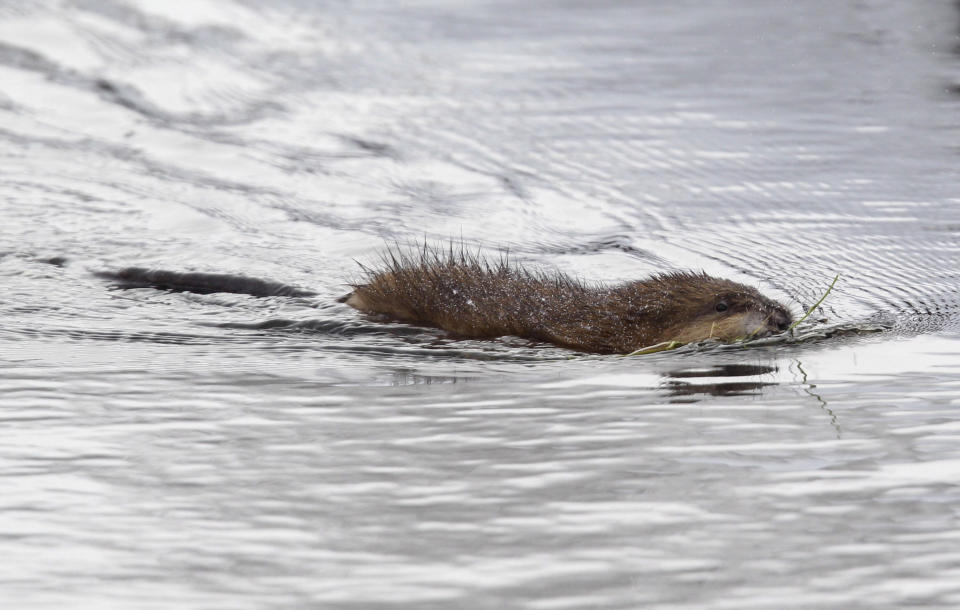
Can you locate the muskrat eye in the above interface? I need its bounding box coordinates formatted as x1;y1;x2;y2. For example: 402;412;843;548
715;301;729;313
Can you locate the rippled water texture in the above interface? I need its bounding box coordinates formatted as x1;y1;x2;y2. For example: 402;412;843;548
3;1;960;608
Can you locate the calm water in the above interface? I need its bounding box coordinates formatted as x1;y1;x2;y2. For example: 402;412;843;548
3;0;960;608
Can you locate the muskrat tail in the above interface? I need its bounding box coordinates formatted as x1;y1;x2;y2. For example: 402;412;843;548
96;268;317;298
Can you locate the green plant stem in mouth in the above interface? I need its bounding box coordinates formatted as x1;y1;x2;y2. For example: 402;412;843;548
627;341;683;356
789;274;839;331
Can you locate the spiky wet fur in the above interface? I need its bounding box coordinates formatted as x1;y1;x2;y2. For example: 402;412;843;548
344;245;792;354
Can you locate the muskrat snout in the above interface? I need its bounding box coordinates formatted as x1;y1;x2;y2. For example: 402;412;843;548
770;309;792;333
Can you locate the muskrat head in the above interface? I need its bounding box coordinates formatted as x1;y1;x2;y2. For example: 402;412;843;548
625;272;793;346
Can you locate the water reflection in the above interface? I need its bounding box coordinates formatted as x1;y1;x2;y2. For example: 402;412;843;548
387;370;474;385
793;360;842;438
660;363;777;399
665;364;777;378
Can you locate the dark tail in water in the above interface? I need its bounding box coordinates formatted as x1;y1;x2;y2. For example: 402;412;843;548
96;267;317;298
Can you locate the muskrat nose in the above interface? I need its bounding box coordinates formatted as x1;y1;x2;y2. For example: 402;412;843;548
770;310;791;333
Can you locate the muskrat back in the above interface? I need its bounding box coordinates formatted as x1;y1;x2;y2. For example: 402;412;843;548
344;248;792;353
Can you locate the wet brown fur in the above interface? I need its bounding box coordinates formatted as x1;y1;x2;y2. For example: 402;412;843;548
343;246;793;353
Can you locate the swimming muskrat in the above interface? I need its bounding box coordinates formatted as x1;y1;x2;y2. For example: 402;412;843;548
343;249;793;353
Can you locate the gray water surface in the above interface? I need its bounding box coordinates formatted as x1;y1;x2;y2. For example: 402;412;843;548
3;1;960;608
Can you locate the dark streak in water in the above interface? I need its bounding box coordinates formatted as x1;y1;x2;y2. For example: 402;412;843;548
91;77;283;126
0;40;279;127
540;234;673;265
37;256;68;267
0;41;58;73
339;136;399;158
12;325;227;346
499;175;529;200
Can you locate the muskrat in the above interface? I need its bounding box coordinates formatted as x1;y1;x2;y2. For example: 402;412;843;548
343;248;793;353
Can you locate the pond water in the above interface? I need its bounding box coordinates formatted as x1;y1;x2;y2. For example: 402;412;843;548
3;0;960;608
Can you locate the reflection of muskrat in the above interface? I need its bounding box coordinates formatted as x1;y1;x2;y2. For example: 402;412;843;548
343;249;793;353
